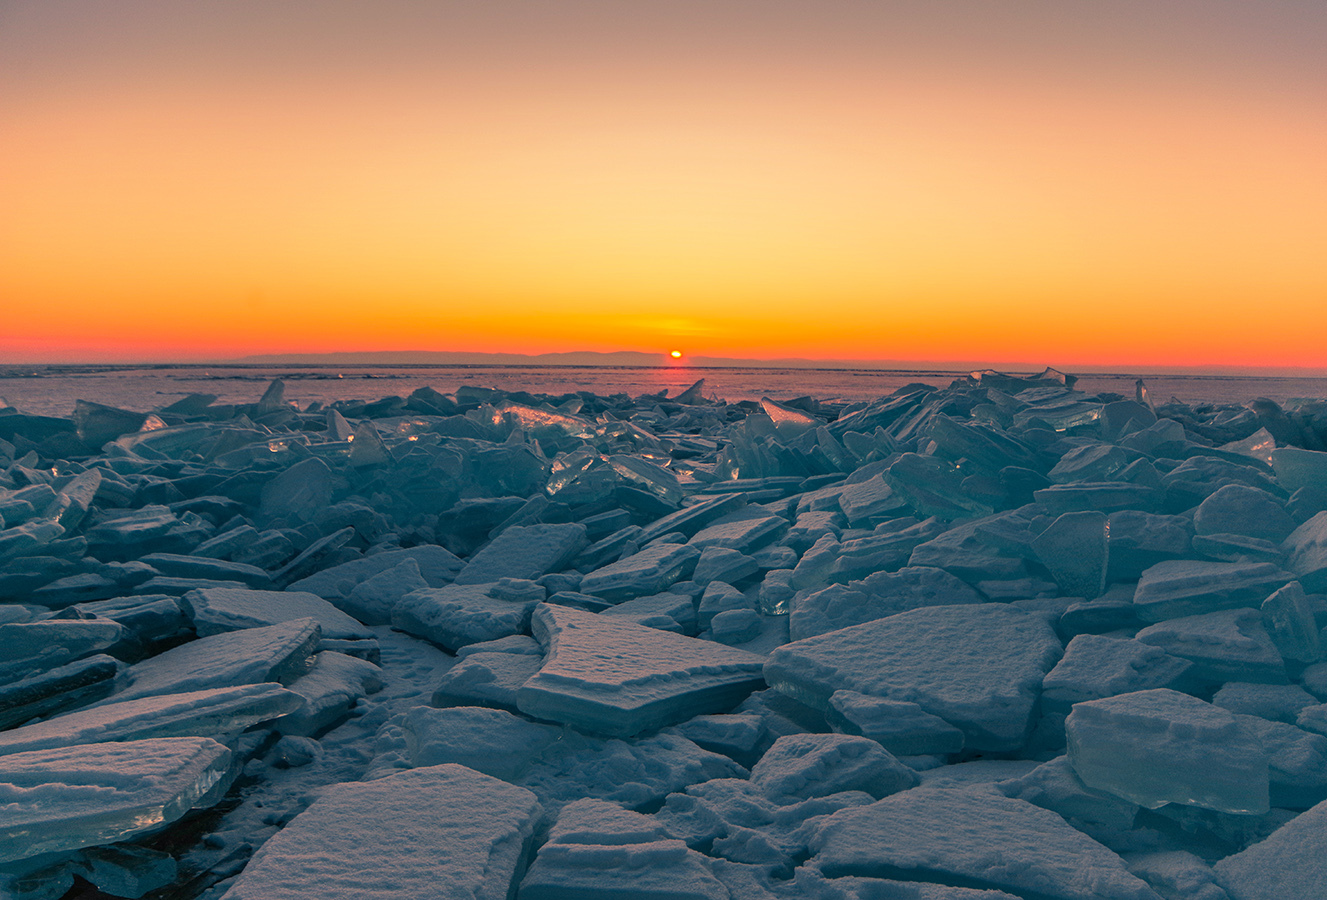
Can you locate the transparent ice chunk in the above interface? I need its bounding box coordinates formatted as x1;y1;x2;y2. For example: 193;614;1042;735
0;737;233;864
1066;688;1269;814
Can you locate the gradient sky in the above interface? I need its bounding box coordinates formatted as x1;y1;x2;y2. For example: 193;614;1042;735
3;1;1325;368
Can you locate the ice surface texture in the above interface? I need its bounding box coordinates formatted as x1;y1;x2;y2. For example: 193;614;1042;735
766;604;1063;751
1066;688;1271;814
220;764;542;900
806;786;1162;900
0;737;233;862
517;603;767;736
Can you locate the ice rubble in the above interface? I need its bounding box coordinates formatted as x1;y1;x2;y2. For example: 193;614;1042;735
0;371;1326;898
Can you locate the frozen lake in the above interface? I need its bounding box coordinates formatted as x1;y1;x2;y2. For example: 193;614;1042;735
3;363;1327;416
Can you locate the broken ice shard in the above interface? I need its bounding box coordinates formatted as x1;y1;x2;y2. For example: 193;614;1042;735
520;801;728;900
825;690;965;755
0;654;122;731
0;737;233;863
105;618;320;704
0;683;301;755
392;580;544;652
1066;688;1270;814
181;587;372;640
806;786;1159;900
220;764;542;900
276;651;383;737
0;619;124;684
516;604;766;737
1131;559;1291;622
765;604;1062;752
749;733;918;803
452;523;588;585
1214;796;1327;900
1031;510;1108;599
578;542;701;602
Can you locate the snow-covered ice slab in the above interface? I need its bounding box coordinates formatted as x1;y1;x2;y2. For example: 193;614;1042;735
0;619;124;684
604;591;699;634
1032;510;1109;599
825;691;965;755
105;618;320;704
138;553;273;589
181;587;374;643
0;737;233;863
1234;713;1327;810
1213;681;1317;723
453;523;587;585
655;775;874;868
1119;851;1227;900
1066;688;1270;814
789;566;981;641
636;492;747;545
516;604;766;737
519;798;728;900
0;683;301;755
688;507;788;553
579;542;701;602
1135;608;1287;684
1040;635;1195;715
404;706;560;780
517;730;744;814
220;764;542;900
1193;483;1295;543
806;786;1162;900
277;651;383;736
749;733;918;803
431;650;543;711
1283;511;1327;592
0;654;122;731
1131;560;1291;622
286;545;463;601
998;755;1141;834
1260;581;1324;664
765;605;1063;752
393;580;544;651
1214;796;1327;900
336;557;430;625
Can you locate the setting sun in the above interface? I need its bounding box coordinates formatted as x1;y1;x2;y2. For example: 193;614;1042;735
670;350;683;359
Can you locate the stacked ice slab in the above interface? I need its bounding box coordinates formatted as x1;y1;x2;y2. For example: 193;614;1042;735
1;371;1326;899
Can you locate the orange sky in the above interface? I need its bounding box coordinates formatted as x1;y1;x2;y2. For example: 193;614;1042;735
3;1;1325;368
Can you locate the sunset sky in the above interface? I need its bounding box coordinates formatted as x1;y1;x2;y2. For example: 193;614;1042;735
3;1;1325;368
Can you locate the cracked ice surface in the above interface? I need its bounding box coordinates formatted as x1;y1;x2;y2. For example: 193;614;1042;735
1;370;1326;899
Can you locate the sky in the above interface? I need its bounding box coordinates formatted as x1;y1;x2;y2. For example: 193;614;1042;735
2;1;1325;369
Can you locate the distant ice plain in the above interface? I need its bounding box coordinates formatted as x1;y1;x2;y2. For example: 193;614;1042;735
4;364;1327;416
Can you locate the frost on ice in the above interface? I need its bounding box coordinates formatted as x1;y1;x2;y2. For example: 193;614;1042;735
1;371;1327;898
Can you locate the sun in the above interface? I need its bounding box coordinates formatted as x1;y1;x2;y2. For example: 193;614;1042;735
670;350;683;359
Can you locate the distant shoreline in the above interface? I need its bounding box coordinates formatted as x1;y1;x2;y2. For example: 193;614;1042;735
4;360;1327;380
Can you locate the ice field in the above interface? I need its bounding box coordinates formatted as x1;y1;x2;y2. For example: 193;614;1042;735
1;370;1326;899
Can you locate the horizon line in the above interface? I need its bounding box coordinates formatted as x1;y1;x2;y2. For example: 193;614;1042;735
4;349;1327;378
